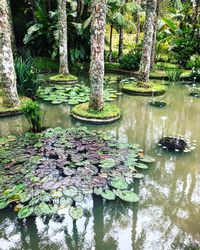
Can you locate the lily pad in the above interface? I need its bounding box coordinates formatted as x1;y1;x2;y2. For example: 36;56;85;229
110;177;128;190
101;190;116;200
139;156;155;163
99;158;116;169
69;206;83;220
135;163;148;169
63;186;78;198
18;206;34;219
118;190;139;202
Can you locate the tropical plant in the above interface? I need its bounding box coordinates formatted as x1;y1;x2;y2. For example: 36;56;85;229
164;67;183;82
15;57;41;99
21;100;44;132
188;55;200;81
119;49;141;70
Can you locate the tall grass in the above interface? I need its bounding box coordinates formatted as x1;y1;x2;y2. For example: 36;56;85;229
164;68;183;82
22;100;44;132
15;57;41;99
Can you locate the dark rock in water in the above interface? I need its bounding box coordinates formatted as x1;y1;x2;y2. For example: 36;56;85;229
149;101;167;108
159;137;187;152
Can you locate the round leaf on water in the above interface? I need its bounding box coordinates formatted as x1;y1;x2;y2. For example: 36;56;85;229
133;173;144;179
73;193;84;202
51;190;63;199
0;199;9;210
118;190;139;202
135;163;148;169
60;197;73;207
101;190;116;200
69;206;83;220
63;186;78;197
139;156;155;163
99;158;116;169
110;177;128;190
18;206;34;219
37;202;54;215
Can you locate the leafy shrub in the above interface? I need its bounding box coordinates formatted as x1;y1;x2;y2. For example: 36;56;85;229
187;54;200;81
104;51;118;62
164;68;184;82
15;57;41;99
119;50;141;70
22;100;44;132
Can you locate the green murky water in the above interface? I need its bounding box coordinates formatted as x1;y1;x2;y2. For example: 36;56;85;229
0;75;200;250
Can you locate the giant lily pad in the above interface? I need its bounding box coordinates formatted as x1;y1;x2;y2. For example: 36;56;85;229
139;156;155;163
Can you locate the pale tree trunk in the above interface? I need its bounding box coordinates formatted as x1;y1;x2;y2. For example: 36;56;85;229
7;0;17;57
192;0;199;23
89;0;106;111
135;0;141;45
138;0;156;82
0;0;20;108
58;0;69;75
150;0;160;69
109;25;113;63
118;27;124;60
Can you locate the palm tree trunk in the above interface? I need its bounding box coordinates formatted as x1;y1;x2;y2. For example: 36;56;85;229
118;27;124;60
89;0;106;111
109;25;113;63
138;0;157;82
0;0;20;108
58;0;69;75
192;0;199;23
135;0;141;45
150;0;160;69
7;0;17;57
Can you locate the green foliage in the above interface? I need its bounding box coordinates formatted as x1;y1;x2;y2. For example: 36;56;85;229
187;54;200;81
119;50;141;70
15;57;41;99
105;50;118;62
23;2;58;58
33;57;59;73
164;68;184;82
21;100;44;132
49;74;78;82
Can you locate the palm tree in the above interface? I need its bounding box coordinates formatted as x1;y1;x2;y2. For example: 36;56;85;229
150;0;160;69
135;0;141;45
58;0;69;75
138;0;157;82
89;0;106;111
0;0;20;108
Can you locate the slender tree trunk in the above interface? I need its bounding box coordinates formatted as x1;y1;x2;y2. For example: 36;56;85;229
109;25;113;63
118;27;124;60
192;0;199;23
58;0;69;75
138;0;157;82
89;0;106;111
0;0;20;108
150;0;160;69
135;0;141;45
7;0;17;57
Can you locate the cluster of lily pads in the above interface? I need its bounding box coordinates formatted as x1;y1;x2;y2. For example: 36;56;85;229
38;84;122;105
0;127;155;220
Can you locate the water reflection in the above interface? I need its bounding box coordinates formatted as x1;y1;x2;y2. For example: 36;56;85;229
0;76;200;249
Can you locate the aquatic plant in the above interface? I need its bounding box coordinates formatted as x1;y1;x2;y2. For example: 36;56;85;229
15;57;41;99
164;68;183;82
0;127;155;220
21;100;44;132
38;84;121;105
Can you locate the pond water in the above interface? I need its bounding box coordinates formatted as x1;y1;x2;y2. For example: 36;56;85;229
0;75;200;250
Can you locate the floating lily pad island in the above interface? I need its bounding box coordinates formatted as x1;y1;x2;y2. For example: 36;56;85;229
0;127;155;220
122;81;166;96
49;74;78;84
0;96;30;117
71;102;121;124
